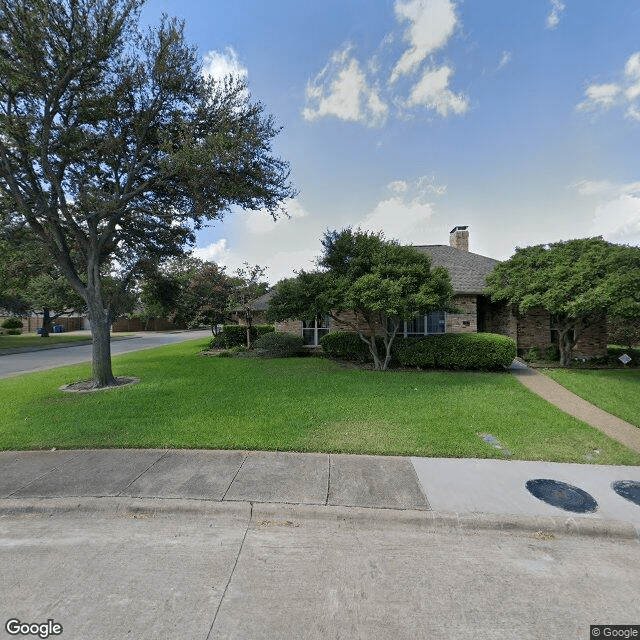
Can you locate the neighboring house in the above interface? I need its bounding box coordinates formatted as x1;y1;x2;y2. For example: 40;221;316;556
246;226;608;357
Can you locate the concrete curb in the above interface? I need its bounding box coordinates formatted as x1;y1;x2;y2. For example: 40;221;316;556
1;497;637;540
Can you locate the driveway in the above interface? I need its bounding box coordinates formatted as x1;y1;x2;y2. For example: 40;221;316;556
0;330;211;378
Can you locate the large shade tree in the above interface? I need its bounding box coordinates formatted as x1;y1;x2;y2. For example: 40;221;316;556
0;0;295;386
484;238;640;365
267;228;455;370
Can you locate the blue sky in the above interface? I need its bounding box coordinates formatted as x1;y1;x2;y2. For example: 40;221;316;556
141;0;640;283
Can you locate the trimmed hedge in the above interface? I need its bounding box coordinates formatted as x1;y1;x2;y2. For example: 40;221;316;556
1;318;23;330
253;331;305;357
210;324;274;349
320;331;385;362
395;333;517;370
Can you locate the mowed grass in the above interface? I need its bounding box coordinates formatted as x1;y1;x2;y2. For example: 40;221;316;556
0;333;92;350
542;369;640;428
0;332;134;351
1;338;639;465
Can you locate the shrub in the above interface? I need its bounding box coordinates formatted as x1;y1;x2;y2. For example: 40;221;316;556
395;333;516;371
216;324;275;348
523;345;541;363
5;329;22;335
255;324;275;337
544;343;559;361
253;331;305;357
319;331;389;363
1;318;23;330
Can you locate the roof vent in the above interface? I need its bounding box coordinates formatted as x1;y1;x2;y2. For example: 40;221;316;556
449;226;469;252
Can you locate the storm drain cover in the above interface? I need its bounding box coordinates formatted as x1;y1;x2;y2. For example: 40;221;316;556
525;479;598;513
611;480;640;507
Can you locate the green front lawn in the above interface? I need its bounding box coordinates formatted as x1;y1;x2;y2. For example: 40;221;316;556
542;368;640;428
1;338;639;465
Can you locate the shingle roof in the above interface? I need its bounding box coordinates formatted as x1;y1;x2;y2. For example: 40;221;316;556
412;245;499;294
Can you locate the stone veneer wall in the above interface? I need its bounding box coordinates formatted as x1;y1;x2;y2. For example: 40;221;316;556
274;319;303;335
445;295;477;333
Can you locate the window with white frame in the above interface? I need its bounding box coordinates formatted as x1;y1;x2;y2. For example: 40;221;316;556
390;311;446;337
302;316;331;345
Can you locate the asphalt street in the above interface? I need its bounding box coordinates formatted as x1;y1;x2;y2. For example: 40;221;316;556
0;330;211;378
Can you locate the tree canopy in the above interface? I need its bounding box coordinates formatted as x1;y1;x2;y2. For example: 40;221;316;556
267;228;455;370
484;237;640;365
0;0;295;386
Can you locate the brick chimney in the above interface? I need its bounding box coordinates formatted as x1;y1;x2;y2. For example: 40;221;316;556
449;226;469;252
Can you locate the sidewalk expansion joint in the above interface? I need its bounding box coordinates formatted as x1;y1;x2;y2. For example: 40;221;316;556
206;501;253;640
220;451;249;501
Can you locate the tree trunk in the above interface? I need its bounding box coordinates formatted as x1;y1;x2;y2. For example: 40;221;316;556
86;295;116;387
558;325;577;367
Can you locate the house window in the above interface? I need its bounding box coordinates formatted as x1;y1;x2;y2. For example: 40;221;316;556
391;311;446;337
302;316;330;346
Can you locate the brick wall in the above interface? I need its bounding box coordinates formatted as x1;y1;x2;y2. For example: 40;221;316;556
275;319;303;336
515;307;607;357
516;307;550;353
445;295;477;333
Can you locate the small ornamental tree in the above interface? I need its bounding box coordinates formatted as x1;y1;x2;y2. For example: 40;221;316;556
0;0;295;387
484;238;640;366
267;228;455;370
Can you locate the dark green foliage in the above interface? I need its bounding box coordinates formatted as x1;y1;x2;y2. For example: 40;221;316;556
320;331;384;362
1;318;23;330
253;331;305;357
544;343;560;361
395;333;516;370
5;329;21;335
218;325;255;348
607;345;640;367
523;345;541;362
212;324;274;349
608;316;640;349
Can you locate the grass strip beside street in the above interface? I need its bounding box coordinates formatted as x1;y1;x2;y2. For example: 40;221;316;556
541;369;640;429
0;332;135;352
1;339;639;465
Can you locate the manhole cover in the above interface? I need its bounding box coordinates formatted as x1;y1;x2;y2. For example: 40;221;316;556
611;480;640;507
525;479;598;513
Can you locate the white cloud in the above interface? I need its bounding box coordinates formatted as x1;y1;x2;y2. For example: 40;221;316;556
355;175;445;242
574;179;640;244
202;47;248;82
577;52;640;120
302;45;388;127
591;194;640;243
498;51;512;69
244;200;308;234
302;0;466;125
357;197;436;243
546;0;566;30
405;65;469;116
387;180;408;194
190;238;245;274
390;0;458;83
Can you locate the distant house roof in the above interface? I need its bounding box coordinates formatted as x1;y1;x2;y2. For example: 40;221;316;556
413;245;499;295
245;289;275;312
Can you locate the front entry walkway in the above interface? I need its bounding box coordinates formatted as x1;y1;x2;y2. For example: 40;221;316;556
510;360;640;454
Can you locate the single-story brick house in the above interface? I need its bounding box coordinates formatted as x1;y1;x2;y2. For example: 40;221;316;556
249;226;608;358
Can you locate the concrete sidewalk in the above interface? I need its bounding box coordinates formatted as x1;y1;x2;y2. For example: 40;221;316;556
1;448;639;538
510;359;640;454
